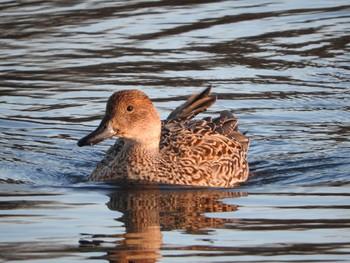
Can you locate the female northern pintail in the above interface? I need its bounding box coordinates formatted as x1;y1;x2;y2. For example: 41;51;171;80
78;87;249;187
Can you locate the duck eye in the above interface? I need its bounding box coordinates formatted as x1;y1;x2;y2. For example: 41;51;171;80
127;105;133;112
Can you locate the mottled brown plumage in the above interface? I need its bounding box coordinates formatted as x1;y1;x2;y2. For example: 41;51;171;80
77;87;249;187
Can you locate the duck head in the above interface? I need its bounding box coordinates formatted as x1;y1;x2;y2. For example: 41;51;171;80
77;90;161;149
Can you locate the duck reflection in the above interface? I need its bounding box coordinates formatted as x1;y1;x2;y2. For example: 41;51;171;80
81;186;246;262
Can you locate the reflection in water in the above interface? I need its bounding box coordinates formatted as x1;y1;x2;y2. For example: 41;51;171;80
1;186;350;262
80;187;244;262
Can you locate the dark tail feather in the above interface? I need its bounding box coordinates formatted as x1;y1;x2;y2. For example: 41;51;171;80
212;110;250;152
212;111;238;136
167;85;216;121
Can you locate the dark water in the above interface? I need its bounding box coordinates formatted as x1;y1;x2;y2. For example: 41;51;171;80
1;0;350;262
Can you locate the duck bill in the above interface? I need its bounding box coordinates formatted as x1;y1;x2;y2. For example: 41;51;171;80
77;116;117;147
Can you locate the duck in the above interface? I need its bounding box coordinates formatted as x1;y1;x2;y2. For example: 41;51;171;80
77;86;249;187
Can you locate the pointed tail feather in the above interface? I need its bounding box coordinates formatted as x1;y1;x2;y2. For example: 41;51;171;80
212;110;250;152
167;85;216;121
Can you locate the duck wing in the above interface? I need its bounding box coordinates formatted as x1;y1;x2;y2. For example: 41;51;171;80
159;111;249;186
161;110;249;158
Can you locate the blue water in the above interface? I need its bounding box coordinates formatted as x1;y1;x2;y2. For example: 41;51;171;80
1;0;350;262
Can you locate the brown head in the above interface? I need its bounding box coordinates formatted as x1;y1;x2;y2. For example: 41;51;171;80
78;90;161;149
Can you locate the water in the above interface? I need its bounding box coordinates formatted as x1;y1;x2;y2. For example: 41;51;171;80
1;0;350;262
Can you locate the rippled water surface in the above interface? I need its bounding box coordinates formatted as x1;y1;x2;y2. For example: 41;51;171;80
1;0;350;262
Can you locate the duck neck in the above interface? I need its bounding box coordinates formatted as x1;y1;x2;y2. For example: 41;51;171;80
123;137;160;156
